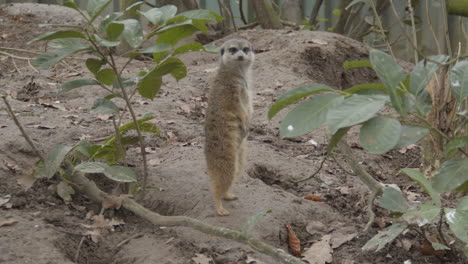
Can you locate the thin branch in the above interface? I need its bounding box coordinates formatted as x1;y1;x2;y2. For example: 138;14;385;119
239;22;259;30
239;0;248;24
2;96;45;161
0;50;32;60
330;153;355;176
309;0;324;27
369;0;395;59
0;47;41;54
425;0;442;54
407;0;418;63
290;156;327;183
74;236;86;263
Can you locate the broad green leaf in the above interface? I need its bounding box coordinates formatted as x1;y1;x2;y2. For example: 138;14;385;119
457;196;468;211
99;12;122;33
155;23;199;46
57;181;75;202
139;5;177;25
203;45;219;53
343;60;371;70
61;78;99;93
117;113;157;134
345;0;367;10
241;210;272;234
376;185;409;212
401;168;441;206
369;50;406;115
445;208;468;243
87;0;112;23
116;19;144;48
140;43;172;53
444;136;468;158
43;145;72;179
137;75;161;100
172;42;205;56
280;94;344;138
63;0;79;10
94;136;138;164
74;161;108;173
410;55;448;102
393;125;429;149
362;222;408;252
359;116;401;154
343;83;386;95
93;34;120;47
74;162;136;182
190;19;209;34
402;203;440;226
176;9;223;22
106;22;124;41
32;39;90;69
268;84;336;119
96;68;116;85
74;141;99;158
91;98;119;115
450;60;468;102
124;1;144;12
85;58;104;75
326;127;350;154
327;94;389;134
433;158;468;193
28;30;86;44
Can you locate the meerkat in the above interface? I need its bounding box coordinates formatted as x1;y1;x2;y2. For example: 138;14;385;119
204;38;255;216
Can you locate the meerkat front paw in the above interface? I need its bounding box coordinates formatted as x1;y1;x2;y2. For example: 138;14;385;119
223;193;238;200
216;207;230;216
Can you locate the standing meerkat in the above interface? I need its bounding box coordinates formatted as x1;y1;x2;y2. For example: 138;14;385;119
204;38;255;216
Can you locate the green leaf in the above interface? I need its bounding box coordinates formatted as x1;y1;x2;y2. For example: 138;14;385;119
93;34;120;47
139;5;177;25
155;23;199;46
268;84;336;119
43;145;72;179
362;223;408;252
203;45;219;53
137;75;162;100
85;58;104;75
280;94;344;138
74;162;137;182
401;168;441;206
57;181;75;202
326;127;350;154
343;60;371;70
63;0;80;10
327;94;389;134
60;78;99;93
445;208;468;243
175;9;223;22
433;158;468;193
124;1;144;12
28;30;86;44
32;39;90;69
345;0;367;10
74;141;99;158
140;43;172;53
402;203;440;226
444;136;468;158
106;22;125;41
116;19;144;48
369;50;406;115
410;55;448;101
393;126;429;149
91;98;119;115
241;210;272;234
457;196;468;211
96;68;116;85
450;60;468;103
359;116;401;154
118;113;157;134
343;83;386;95
87;0;112;23
172;42;205;56
376;185;409;213
99;12;123;33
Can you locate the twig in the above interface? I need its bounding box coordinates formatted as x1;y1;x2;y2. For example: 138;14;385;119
437;209;450;247
239;0;248;25
11;58;22;75
330;153;355;176
112;116;127;166
2;96;45;161
290;156;326;183
425;1;442;55
309;0;324;27
239;22;259;30
74;235;85;263
369;0;395;60
115;232;144;249
364;189;379;231
0;47;41;54
407;0;418;64
441;1;452;57
0;50;32;60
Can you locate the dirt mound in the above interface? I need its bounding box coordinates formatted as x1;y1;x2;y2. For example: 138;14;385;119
0;4;452;264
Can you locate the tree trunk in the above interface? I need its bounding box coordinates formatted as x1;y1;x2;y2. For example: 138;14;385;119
251;0;284;29
309;0;324;27
447;0;468;17
281;0;303;24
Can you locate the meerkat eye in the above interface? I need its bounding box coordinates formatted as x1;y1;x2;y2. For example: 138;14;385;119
242;47;250;53
228;47;238;54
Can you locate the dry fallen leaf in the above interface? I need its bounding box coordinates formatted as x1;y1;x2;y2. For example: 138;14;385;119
0;195;11;207
330;231;357;249
286;224;301;257
302;234;332;264
305;221;328;235
17;173;36;189
191;253;211;264
28;125;57;129
3;160;18;173
84;229;102;243
246;255;267;264
0;219;18;227
148;158;161;166
304;195;322;202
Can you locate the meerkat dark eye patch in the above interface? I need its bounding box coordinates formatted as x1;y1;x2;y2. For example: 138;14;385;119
242;47;250;53
228;47;238;54
220;48;224;55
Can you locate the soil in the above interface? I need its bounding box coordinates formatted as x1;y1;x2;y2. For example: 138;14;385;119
0;3;461;264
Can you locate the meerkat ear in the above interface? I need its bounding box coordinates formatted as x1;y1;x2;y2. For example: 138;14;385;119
220;48;224;56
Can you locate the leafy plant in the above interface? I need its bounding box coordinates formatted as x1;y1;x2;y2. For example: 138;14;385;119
269;49;467;256
30;0;222;197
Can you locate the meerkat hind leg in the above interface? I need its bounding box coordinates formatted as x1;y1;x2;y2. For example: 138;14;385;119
212;185;231;216
223;192;238;200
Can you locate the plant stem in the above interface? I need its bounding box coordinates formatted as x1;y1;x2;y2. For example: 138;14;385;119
407;0;418;64
369;0;395;59
2;96;45;162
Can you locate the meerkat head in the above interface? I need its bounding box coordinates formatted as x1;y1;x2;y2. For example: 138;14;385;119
219;38;254;71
